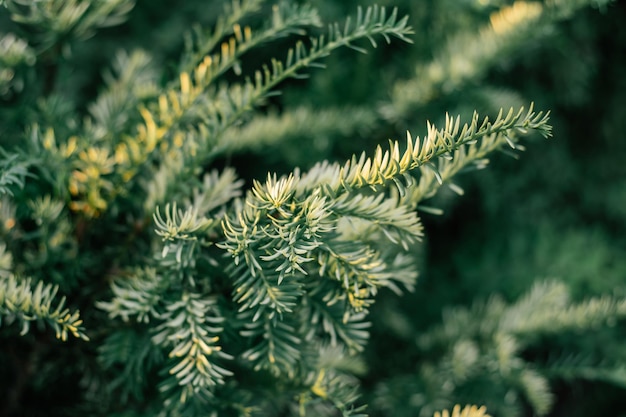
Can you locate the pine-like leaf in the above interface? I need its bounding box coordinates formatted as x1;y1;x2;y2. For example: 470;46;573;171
0;275;88;340
433;405;491;417
0;148;33;196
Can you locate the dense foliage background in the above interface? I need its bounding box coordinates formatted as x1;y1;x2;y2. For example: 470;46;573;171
1;0;625;416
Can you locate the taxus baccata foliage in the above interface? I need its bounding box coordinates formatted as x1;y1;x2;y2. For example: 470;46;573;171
0;1;624;416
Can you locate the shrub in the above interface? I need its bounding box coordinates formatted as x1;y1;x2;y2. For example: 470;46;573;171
1;1;624;416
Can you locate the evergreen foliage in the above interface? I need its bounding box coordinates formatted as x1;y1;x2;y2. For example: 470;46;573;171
0;249;87;341
434;405;491;417
373;281;626;417
1;0;625;416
